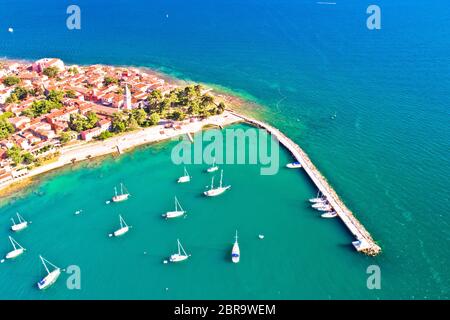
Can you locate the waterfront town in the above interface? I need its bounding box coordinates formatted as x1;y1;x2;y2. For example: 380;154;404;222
0;58;226;186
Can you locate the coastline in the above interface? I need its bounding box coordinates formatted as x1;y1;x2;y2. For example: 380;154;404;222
0;110;244;196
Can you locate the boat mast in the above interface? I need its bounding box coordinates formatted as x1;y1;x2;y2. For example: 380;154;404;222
235;230;238;243
120;183;124;195
17;213;24;223
220;170;223;188
40;255;51;274
178;239;187;256
9;236;17;250
11;217;16;226
114;187;118;197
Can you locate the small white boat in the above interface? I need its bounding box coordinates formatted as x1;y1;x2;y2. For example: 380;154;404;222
321;211;337;218
37;255;61;290
163;196;185;219
113;215;130;237
8;27;13;33
309;191;326;203
316;205;333;212
312;202;329;209
206;158;219;173
286;162;302;169
112;183;130;202
204;170;231;197
231;230;240;264
177;167;191;183
169;239;189;263
10;213;28;232
5;236;25;259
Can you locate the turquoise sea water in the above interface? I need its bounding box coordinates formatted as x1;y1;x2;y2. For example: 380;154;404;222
0;0;449;299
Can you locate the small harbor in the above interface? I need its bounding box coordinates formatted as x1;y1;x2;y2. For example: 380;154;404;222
231;112;381;256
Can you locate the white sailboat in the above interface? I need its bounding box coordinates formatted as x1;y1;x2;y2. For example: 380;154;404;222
312;202;329;209
112;183;130;202
315;204;333;212
163;197;186;219
5;236;26;259
169;239;189;262
231;230;240;264
286;161;302;169
321;211;337;218
10;213;28;232
177;167;191;183
113;215;130;237
309;191;326;203
206;158;219;173
37;255;61;290
203;170;231;197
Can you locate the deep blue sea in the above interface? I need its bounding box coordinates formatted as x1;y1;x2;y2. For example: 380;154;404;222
0;0;449;299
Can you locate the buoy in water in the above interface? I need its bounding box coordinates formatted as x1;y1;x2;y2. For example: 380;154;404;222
0;259;5;263
108;233;113;237
163;260;168;264
258;234;265;239
8;27;13;33
105;200;111;204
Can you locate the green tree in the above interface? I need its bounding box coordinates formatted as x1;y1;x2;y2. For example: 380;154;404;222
96;130;113;140
65;90;77;99
103;76;119;86
170;110;186;121
59;131;72;144
22;152;35;165
217;102;226;114
46;90;64;104
111;113;128;133
6;145;23;166
5;94;19;105
11;86;29;101
85;111;99;128
43;66;59;78
146;90;163;113
132;109;147;126
0;117;15;139
148;113;160;126
68;67;79;75
2;76;20;86
26;99;61;118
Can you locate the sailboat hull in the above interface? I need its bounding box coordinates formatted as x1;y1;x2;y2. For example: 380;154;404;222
37;269;61;290
11;222;28;232
114;226;129;237
177;176;190;183
204;185;231;197
170;254;188;262
206;166;219;173
6;248;24;259
164;210;185;219
232;243;240;263
112;194;129;202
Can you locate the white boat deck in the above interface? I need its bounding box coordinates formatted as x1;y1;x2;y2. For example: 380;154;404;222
232;111;381;256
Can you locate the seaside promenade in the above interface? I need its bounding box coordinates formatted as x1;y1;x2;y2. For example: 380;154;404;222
230;111;382;256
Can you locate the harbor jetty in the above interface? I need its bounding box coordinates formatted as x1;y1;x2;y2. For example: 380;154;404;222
231;111;381;256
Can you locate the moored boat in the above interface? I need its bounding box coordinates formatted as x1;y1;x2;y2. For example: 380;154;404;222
163;196;186;219
169;239;189;262
37;255;61;290
204;170;231;197
112;183;130;202
113;215;130;237
10;213;28;232
5;236;26;259
231;230;240;263
321;211;337;218
286;162;302;169
177;167;191;183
